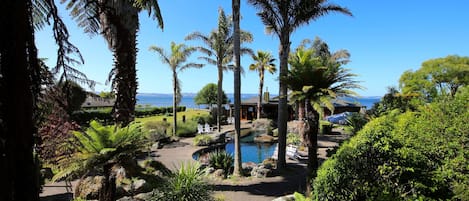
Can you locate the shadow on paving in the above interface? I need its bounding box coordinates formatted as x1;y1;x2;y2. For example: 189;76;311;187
212;164;308;197
40;193;72;201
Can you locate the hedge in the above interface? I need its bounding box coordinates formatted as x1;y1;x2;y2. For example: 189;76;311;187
73;106;186;125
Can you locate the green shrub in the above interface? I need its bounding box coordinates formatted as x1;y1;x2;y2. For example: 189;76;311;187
345;112;368;135
150;162;212;201
287;133;301;146
175;120;197;137
208;151;233;177
313;91;469;201
193;134;213;146
144;120;170;141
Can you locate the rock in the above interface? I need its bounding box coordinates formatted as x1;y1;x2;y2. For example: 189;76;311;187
254;134;276;143
205;167;215;175
74;176;104;200
287;120;304;134
122;179;151;195
213;169;225;178
40;168;53;180
272;194;295;201
262;158;276;169
242;162;257;172
250;165;271;178
133;192;154;200
252;119;274;134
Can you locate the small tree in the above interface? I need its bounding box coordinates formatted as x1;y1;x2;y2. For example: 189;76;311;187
194;83;229;110
249;50;277;120
53;120;146;200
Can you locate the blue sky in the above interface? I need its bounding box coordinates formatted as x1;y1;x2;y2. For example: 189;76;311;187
35;0;469;97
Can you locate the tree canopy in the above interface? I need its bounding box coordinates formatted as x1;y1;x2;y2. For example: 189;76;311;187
194;83;229;106
400;55;469;98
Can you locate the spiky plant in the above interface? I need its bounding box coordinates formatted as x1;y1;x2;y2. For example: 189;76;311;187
53;120;145;200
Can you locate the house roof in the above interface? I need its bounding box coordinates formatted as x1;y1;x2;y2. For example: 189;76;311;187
236;96;361;108
81;96;115;108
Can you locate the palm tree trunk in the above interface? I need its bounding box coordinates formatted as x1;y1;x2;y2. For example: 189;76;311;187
232;0;243;177
277;29;290;170
257;71;264;120
217;63;223;132
1;1;40;200
172;70;178;136
99;163;116;201
298;99;305;120
305;103;319;195
99;2;139;127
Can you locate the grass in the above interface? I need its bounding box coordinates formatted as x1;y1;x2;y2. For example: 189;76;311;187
135;109;209;124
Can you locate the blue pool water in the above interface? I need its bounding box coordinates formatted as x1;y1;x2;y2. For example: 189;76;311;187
193;130;277;164
225;141;277;164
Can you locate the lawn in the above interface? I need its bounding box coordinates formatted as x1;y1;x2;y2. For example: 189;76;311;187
135;108;210;124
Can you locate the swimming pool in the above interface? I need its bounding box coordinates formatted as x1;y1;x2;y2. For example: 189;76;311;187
193;129;277;164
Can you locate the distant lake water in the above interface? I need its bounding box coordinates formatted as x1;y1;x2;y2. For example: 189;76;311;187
136;93;381;110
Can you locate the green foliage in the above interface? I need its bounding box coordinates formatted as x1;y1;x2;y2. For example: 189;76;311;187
400;55;469;98
367;87;422;118
345;112;368;135
144;120;170;141
53;120;146;181
98;91;115;99
72;106;186;125
193;134;213;146
287;133;301;146
313;90;469;200
208;151;234;177
193;113;213;125
194;83;229;106
174;120;197;137
59;81;87;114
294;192;312;201
150;162;212;201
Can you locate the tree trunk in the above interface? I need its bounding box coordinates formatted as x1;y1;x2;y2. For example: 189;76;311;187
217;63;223;132
172;69;178;136
99;2;139;127
1;1;40;200
277;29;290;170
305;103;319;195
298;99;305;120
257;70;264;120
99;163;116;201
232;0;243;177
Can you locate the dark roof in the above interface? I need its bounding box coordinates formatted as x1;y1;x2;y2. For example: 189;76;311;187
236;96;361;108
81;96;115;108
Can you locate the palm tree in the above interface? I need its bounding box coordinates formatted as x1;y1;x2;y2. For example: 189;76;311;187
1;0;86;199
53;121;145;201
63;0;164;126
284;38;361;194
232;0;243;177
247;0;352;169
185;8;253;132
249;51;277;119
149;42;203;136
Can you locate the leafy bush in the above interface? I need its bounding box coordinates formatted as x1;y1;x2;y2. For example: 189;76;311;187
208;151;233;177
193;134;213;146
144;120;170;141
345;112;368;135
287;133;301;146
175;120;197;137
150;162;212;201
313;90;469;201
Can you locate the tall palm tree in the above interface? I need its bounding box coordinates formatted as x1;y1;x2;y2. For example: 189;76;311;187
185;8;253;132
284;39;361;194
232;0;243;177
249;51;277;119
247;0;352;169
1;0;86;199
149;42;203;136
63;0;164;126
